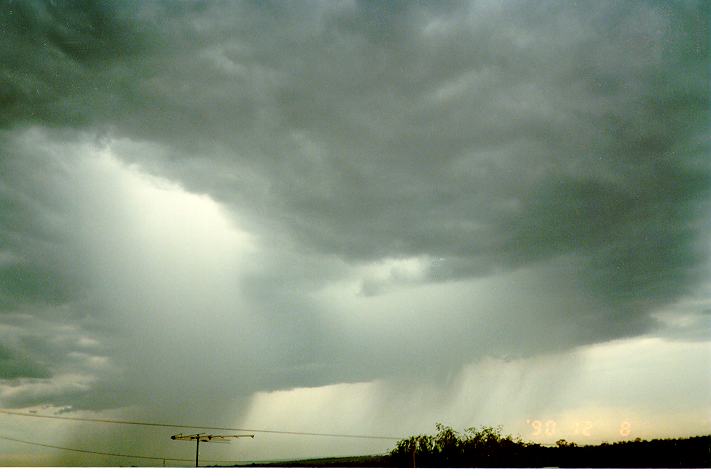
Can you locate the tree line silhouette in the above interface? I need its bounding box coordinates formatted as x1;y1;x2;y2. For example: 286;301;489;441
242;423;709;468
387;423;711;468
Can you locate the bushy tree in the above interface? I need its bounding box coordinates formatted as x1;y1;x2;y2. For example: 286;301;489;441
390;423;532;467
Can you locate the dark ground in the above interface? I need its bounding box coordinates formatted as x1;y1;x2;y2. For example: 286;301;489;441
234;435;710;468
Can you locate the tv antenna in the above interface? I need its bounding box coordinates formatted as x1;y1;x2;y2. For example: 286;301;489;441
171;432;254;467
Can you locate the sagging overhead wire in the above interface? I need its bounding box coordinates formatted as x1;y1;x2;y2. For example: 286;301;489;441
0;408;403;440
0;433;242;464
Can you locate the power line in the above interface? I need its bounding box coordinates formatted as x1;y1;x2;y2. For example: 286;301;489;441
0;434;243;464
0;408;403;440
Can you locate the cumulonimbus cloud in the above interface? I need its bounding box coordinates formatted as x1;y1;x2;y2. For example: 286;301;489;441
0;0;708;421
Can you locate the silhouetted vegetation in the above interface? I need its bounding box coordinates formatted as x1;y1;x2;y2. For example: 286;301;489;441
387;424;711;468
389;423;537;467
234;424;710;468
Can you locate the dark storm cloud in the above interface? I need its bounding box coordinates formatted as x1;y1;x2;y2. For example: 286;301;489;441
100;2;710;319
0;139;82;311
0;342;50;379
0;0;709;410
0;0;146;127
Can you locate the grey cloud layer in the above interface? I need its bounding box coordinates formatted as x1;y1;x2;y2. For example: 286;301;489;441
0;0;709;410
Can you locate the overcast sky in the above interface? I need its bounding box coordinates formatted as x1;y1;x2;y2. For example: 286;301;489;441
0;0;709;466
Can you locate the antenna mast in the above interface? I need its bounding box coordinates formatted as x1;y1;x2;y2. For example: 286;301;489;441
171;432;254;467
